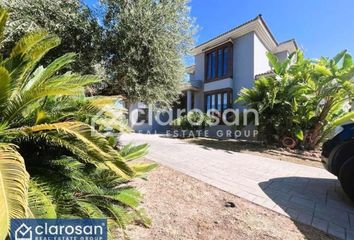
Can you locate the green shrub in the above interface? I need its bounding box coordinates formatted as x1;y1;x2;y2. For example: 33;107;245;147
237;50;354;149
172;111;213;130
0;8;155;239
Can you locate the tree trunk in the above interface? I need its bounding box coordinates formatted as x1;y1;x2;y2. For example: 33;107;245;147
304;99;333;150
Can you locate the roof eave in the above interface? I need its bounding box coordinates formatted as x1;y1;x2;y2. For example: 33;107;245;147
274;39;298;54
181;84;201;91
185;65;196;74
192;15;279;55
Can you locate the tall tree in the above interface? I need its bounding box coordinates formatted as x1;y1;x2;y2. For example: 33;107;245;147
101;0;196;107
0;0;102;74
2;0;196;106
0;9;155;237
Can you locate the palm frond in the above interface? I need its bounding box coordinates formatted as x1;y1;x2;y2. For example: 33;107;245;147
5;31;61;92
88;96;124;107
28;179;57;218
76;201;106;218
119;143;149;161
22;53;77;93
0;143;29;239
0;66;11;111
0;8;8;44
4;74;98;124
114;188;141;208
13;122;134;178
130;162;158;177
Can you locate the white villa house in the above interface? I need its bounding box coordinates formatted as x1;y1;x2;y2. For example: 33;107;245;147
129;15;298;134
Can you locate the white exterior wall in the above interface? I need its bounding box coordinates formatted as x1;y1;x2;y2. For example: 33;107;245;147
128;103;152;132
194;91;204;110
129;31;275;131
253;33;271;77
233;32;271;107
186;91;192;111
192;53;205;111
233;32;255;107
204;78;233;92
127;17;300;134
194;53;205;81
192;32;272;110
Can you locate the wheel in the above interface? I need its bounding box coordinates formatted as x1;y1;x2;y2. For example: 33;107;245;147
329;141;354;175
338;156;354;201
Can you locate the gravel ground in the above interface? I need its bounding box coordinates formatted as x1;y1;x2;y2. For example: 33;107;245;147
126;164;334;240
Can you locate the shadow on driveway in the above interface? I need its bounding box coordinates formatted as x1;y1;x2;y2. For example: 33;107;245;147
172;137;268;153
259;177;354;239
181;137;324;168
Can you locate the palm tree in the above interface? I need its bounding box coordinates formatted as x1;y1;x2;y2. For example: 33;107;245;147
0;8;155;239
237;51;308;145
237;50;354;149
304;50;354;149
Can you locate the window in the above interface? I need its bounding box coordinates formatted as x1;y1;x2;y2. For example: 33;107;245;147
211;95;215;109
207;95;211;110
222;92;228;111
223;48;229;74
205;89;232;113
205;89;233;124
217;49;223;78
205;43;233;82
217;94;222;111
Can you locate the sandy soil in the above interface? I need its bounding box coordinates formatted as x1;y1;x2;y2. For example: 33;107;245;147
126;164;334;240
185;138;323;168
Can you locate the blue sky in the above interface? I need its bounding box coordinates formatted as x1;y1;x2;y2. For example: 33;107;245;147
85;0;354;59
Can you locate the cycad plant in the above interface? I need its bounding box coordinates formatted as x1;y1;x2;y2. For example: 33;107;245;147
0;8;155;239
237;50;354;149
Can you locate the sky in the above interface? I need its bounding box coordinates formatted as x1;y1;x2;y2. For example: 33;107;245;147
84;0;354;59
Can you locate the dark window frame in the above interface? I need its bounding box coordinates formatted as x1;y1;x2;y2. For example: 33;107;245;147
204;88;233;113
191;91;195;110
205;43;233;82
204;88;233;125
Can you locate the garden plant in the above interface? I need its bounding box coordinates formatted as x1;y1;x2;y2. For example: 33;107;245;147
237;50;354;150
0;8;155;239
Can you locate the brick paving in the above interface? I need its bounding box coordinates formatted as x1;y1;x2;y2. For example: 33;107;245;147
121;133;354;239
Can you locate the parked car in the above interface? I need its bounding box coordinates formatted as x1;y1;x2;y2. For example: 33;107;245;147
322;123;354;200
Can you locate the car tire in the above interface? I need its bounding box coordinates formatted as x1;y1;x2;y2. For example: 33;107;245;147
330;141;354;175
339;156;354;201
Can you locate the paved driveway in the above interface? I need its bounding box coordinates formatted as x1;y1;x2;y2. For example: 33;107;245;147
121;133;354;239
